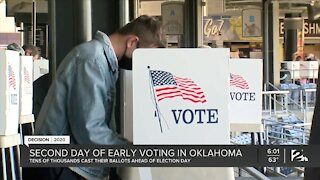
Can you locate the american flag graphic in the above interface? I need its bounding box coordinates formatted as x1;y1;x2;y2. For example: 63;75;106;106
150;70;207;103
24;67;30;84
8;65;16;90
230;73;249;89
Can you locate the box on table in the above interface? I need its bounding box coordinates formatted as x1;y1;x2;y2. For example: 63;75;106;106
300;61;319;78
20;56;33;116
284;61;300;79
0;49;20;135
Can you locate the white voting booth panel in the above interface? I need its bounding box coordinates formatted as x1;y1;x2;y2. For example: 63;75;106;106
120;69;133;142
118;49;234;180
0;50;20;135
20;56;33;116
133;49;230;145
229;59;263;132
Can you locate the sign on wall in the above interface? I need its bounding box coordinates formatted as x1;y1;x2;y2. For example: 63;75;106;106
203;16;320;42
203;16;262;42
242;9;262;37
279;19;320;37
229;59;262;128
161;2;184;35
133;49;230;145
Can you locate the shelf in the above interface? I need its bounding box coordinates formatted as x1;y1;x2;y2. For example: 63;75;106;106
20;114;35;125
230;123;264;132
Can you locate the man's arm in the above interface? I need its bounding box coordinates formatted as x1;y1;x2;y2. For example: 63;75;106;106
280;74;288;81
68;59;127;145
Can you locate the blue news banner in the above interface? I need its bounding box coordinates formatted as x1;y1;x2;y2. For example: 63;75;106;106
21;145;320;167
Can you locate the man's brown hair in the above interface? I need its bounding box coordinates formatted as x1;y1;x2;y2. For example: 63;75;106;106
22;44;39;56
117;15;164;47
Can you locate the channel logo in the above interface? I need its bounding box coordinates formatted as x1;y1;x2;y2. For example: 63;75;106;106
290;149;309;162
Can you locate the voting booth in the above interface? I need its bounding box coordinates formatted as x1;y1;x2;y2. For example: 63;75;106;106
119;49;234;180
229;59;263;132
20;56;33;116
0;49;20;135
20;56;34;127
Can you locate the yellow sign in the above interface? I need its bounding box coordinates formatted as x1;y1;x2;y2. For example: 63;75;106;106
203;16;262;42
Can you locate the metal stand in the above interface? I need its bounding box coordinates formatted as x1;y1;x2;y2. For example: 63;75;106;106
19;114;35;142
0;134;22;180
230;123;267;178
17;114;35;180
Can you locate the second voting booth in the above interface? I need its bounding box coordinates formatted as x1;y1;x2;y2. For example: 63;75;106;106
229;59;263;132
